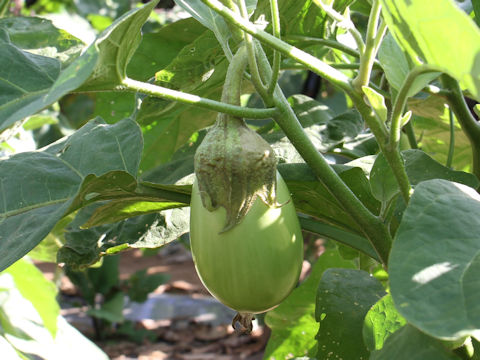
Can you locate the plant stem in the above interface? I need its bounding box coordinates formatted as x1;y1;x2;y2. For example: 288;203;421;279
350;91;412;203
404;121;418;149
201;0;352;93
352;0;383;92
237;0;269;99
221;0;244;41
274;90;391;264
120;77;277;119
255;45;392;265
442;75;480;178
285;35;381;68
373;20;387;53
390;66;437;144
447;107;455;168
267;0;281;96
312;0;365;54
0;0;8;17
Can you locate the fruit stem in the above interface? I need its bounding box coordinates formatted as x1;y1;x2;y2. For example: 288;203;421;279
221;45;248;107
232;312;255;333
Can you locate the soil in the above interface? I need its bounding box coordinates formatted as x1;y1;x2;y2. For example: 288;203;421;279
36;244;273;360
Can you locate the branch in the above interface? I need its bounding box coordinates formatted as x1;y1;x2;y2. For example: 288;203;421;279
312;0;365;54
267;0;281;96
201;0;352;93
352;0;383;92
255;44;392;265
120;77;277;119
442;74;480;178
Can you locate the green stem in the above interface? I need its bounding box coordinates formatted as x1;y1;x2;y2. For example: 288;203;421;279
390;66;437;144
312;0;365;54
373;20;387;53
201;0;352;93
376;66;439;203
237;0;269;99
0;0;8;17
422;84;451;97
274;91;391;264
404;121;418;149
285;36;381;68
255;45;392;265
442;74;480;178
267;0;281;96
447;107;455;168
120;77;277;119
220;0;244;42
352;0;383;92
221;44;248;105
350;91;411;203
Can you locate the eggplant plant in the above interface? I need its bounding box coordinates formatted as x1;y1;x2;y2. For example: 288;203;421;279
1;0;480;358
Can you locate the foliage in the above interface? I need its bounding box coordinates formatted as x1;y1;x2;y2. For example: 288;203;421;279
1;0;480;358
0;259;109;359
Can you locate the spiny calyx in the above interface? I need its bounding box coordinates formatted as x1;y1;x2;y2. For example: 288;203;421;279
194;113;277;232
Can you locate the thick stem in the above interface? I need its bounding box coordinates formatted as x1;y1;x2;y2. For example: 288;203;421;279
120;77;277;119
273;91;391;264
221;45;248;106
352;0;383;92
201;0;352;93
255;45;392;265
351;90;412;204
442;75;480;179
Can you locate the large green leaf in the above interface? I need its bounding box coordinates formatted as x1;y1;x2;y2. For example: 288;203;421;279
155;30;225;92
127;17;207;82
380;0;480;101
137;30;229;169
315;268;386;359
254;0;354;38
264;249;355;359
370;325;461;360
279;162;380;236
0;0;156;131
299;216;378;260
362;294;406;351
78;0;158;91
60;92;136;126
408;96;472;172
59;206;190;269
390;179;480;340
0;268;108;359
4;259;59;338
139;103;218;170
174;0;256;56
267;95;376;161
0;16;84;67
377;33;440;98
0;118;142;271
